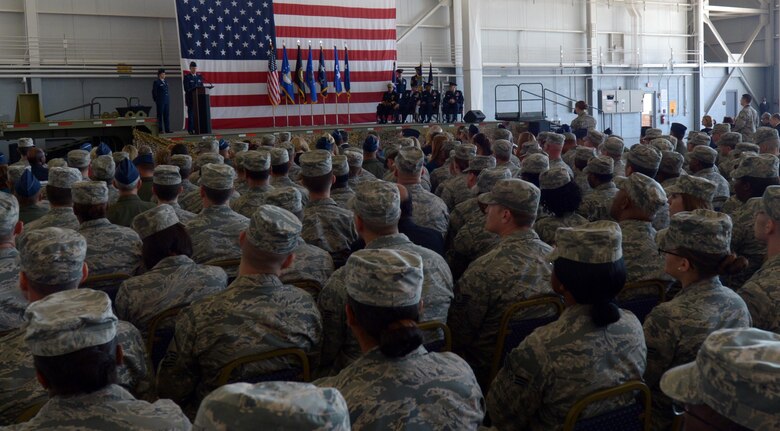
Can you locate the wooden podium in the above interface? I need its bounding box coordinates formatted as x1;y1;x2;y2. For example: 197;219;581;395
189;85;213;134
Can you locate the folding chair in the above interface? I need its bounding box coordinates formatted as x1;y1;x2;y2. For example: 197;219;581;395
217;348;311;387
81;273;131;303
144;304;189;373
417;320;452;353
563;380;652;431
205;258;241;284
490;294;564;382
618;279;669;323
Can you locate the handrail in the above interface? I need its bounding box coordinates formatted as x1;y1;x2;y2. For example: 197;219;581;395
90;96;130;111
45;102;100;119
519;83;545;114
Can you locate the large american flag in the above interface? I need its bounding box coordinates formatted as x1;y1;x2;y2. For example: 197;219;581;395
175;0;396;129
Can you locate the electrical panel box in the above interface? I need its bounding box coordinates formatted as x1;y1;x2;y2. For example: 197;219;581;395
600;90;617;114
599;89;645;113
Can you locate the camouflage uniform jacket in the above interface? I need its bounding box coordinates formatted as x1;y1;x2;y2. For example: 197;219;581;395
620;219;665;284
446;197;500;278
79;218;142;276
288;163;303;182
652;203;670;231
739;253;780;333
694;167;730;201
318;233;454;373
361;159;386;180
330;186;355;210
180;179;199;195
721;195;743;217
315;346;484;430
157;273;323;412
449;229;554;386
496;160;521;178
429;164;452;193
3;385;189;430
107;195;156;227
18;202;49;225
406;183;449;238
270;175;310;206
107;183;120;205
722;198;765;289
573;169;592;198
578;182;618;222
614;159;627;177
550;158;574;177
347;170;376;190
179;189;240;215
279;242;334;291
643;276;751;430
167;202;196;223
0;248;23;332
301;198;358;268
487;305;647;431
534;213;588;245
234;179;249;196
23;207;79;231
0;322;155;425
185;205;249;264
115;255;228;333
571;112;597;131
733;105;758;142
438;173;474;210
230;184;274;218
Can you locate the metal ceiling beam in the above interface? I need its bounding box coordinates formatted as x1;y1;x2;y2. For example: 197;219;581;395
397;0;449;44
703;14;736;62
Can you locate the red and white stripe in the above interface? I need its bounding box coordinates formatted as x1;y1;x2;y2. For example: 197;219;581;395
181;0;396;130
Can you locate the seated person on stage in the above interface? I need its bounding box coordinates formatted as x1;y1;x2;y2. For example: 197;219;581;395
376;83;400;124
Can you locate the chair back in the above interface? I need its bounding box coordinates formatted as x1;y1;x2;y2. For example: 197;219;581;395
417;321;452;352
216;348;311;387
490;294;564;381
145;304;189;373
618;280;668;323
80;273;131;303
563;381;652;431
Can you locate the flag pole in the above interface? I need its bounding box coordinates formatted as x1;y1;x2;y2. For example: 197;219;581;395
346;43;351;125
320;41;326;126
335;93;339;125
285;95;289;128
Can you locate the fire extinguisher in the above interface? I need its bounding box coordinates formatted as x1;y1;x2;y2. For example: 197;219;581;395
660;109;666;124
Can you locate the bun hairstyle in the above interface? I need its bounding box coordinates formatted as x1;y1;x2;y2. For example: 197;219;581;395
553;257;627;327
677;248;749;277
347;297;423;358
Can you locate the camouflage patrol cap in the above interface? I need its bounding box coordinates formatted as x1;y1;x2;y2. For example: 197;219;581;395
563;132;576;142
344;149;364;167
549;220;622;264
491;139;513;159
47;167;82;189
17;137;33;148
197;139;219;154
270;147;290;166
664;135;678;146
659;151;685;176
583;155;614;175
478;178;540;214
153;165;182;186
546;133;565;146
494;128;513;141
47;158;68;169
246;205;302;255
277;131;292;142
574;147;595;163
686;131;701;142
615;173;667;216
7;165;27;185
649;138;674;153
476;167;511;194
112;151;130;164
644;128;663;140
712;123;731;135
585;129;606;146
754;127;780;147
760;185;780;221
20;227;87;286
90;155;116;181
332;155;349;177
194;381;350;431
351;180;401;224
601;136;624;157
24;289;116;357
132;204;180;239
660;328;780;431
383;144;400;161
200;163;236;190
463;155;497;173
170;154;193;171
261;134;277;147
656;209;731;254
688;145;718;165
230;141;249;153
0;193;19;235
345;249;423;307
627;144;662;171
540;168;572;190
72;181;109;205
67;149;91;169
521;153;550;175
264;187;303;215
735;142;760;154
455;143;477;160
689;133;711;148
395;147;425;174
242;150;272;172
732;154;779;179
718;132;742;148
665;175;717;202
197;153;225;167
275;141;295;161
299;150;333;177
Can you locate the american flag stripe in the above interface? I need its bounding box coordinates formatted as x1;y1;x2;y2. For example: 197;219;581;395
176;0;395;129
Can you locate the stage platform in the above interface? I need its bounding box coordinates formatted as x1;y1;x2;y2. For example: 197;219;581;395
0;118;159;146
